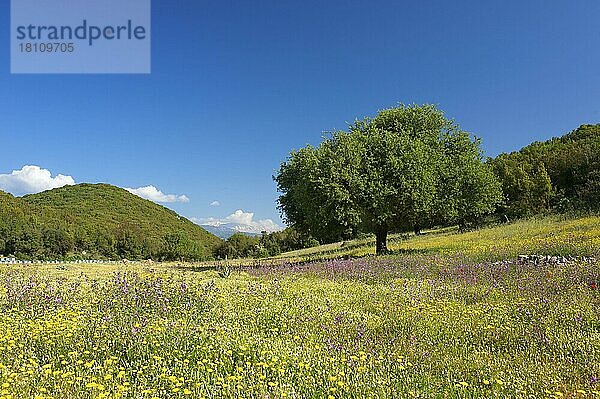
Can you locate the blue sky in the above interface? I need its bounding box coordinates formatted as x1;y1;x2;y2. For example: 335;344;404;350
1;0;599;229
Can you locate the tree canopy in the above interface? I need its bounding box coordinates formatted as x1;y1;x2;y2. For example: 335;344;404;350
275;104;502;253
489;124;600;216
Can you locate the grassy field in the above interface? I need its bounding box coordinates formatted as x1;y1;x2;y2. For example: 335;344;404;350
0;216;598;398
270;215;600;262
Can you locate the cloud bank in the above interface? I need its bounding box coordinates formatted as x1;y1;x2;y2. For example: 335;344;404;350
210;200;221;207
0;165;75;196
198;209;281;234
125;185;190;203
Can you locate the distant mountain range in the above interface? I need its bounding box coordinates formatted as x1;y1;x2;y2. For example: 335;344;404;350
200;223;262;239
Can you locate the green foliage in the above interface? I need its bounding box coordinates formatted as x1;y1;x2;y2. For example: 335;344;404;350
160;231;207;261
257;228;320;257
213;229;318;260
490;123;600;216
41;227;72;257
577;170;600;205
439;131;503;229
275;104;501;253
115;225;144;260
275;144;354;242
0;184;221;260
490;154;554;218
215;233;260;259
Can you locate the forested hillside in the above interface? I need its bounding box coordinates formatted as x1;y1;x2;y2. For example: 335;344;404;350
0;184;221;260
490;124;600;217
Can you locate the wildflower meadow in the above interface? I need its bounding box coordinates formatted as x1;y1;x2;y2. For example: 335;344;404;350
0;216;598;398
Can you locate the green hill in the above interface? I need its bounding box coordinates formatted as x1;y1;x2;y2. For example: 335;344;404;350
490;124;600;217
0;183;221;260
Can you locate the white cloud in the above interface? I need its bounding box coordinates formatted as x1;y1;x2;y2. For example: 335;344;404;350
225;209;255;225
125;185;190;203
210;200;221;207
197;209;282;234
0;165;75;196
0;166;190;205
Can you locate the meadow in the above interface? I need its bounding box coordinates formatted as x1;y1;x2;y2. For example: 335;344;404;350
272;215;600;262
0;216;598;398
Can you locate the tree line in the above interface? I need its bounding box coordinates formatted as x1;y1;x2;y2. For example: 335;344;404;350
489;123;600;217
0;221;211;261
274;105;600;254
1;109;598;260
214;229;319;259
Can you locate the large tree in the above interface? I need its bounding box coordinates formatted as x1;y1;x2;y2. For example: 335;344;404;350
438;131;503;230
275;104;501;254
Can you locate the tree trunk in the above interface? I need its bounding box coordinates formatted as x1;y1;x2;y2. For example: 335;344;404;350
414;224;421;236
375;226;388;255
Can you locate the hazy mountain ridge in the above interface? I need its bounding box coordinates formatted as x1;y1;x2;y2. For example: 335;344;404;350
200;223;261;239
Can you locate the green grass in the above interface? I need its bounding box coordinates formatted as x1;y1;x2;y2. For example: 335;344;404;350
0;215;598;398
267;214;600;263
